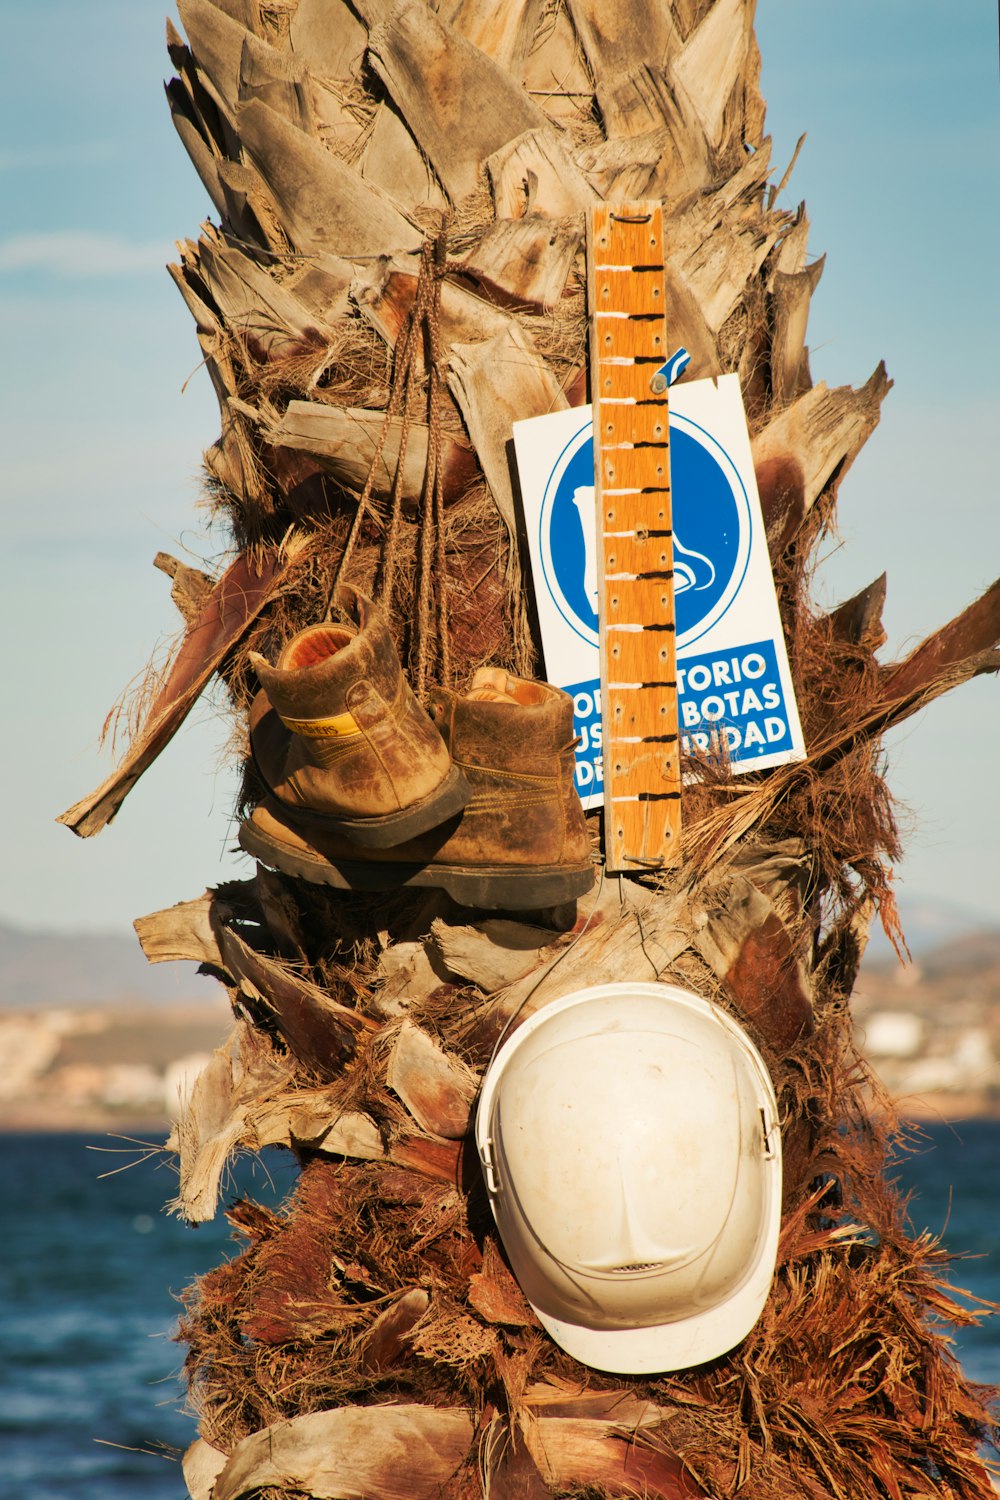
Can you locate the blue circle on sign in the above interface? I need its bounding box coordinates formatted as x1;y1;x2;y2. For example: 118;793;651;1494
538;411;752;650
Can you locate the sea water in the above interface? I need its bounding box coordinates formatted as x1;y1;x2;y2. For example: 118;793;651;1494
1;1125;997;1498
0;1133;298;1499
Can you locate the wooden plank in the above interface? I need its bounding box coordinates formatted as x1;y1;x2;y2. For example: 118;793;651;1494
585;248;718;379
588;202;681;874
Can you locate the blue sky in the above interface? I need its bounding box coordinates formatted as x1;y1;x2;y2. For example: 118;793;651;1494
0;0;997;935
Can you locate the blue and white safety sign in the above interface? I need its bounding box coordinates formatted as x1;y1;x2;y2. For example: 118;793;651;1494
512;375;805;808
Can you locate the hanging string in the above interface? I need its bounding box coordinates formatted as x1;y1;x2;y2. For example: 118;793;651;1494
379;234;439;615
325;228;452;696
429;229;451;688
412;227;451;697
323;288;420;615
377;305;422;611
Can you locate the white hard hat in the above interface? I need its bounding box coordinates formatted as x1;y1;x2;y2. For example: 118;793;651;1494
475;981;782;1374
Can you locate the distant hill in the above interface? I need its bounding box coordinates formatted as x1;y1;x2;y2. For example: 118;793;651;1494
0;917;211;1011
918;929;1000;980
862;892;1000;968
2;891;997;1013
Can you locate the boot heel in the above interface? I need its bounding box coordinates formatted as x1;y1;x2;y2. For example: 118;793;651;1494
238;814;594;912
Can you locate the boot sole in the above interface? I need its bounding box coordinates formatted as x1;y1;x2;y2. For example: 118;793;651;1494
280;764;471;849
239;818;595;912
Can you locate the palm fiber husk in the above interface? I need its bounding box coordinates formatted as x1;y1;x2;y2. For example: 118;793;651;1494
62;1;999;1496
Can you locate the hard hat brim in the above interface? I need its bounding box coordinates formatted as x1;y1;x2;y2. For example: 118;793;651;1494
526;1178;782;1374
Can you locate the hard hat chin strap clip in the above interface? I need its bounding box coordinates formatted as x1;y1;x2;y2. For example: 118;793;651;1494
479;1137;501;1195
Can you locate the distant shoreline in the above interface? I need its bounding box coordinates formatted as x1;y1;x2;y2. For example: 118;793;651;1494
0;1106;174;1137
2;1097;998;1137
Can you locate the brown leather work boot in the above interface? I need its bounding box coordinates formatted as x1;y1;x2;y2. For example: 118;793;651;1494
239;668;595;910
247;586;468;849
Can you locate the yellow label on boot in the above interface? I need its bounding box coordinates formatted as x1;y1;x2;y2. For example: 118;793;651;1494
280;710;362;739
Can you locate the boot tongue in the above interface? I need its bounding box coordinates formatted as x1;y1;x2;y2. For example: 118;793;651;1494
279;625;354;671
466;667;548;706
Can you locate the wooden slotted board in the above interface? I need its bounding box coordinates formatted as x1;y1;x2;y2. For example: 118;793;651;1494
587;202;682;873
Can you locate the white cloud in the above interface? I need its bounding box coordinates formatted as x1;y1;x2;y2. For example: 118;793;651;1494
0;230;170;277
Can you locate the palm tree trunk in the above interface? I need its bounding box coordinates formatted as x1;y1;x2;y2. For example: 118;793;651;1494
62;3;999;1496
